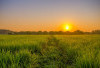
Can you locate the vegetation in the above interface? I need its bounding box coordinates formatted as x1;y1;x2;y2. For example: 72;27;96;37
0;35;100;68
0;29;100;35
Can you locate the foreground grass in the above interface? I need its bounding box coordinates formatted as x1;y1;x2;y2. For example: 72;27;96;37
0;35;100;68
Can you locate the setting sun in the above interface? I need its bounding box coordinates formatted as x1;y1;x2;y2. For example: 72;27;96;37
66;26;70;30
0;0;100;68
64;25;71;31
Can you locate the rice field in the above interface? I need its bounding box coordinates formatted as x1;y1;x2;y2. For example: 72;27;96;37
0;35;100;68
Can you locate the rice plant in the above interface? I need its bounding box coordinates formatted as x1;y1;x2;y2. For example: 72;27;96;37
0;35;100;68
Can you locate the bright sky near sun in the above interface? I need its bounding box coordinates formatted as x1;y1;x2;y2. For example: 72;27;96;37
0;0;100;31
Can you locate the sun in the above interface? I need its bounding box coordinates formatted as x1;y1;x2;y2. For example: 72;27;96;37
64;25;70;31
61;23;72;31
66;26;69;30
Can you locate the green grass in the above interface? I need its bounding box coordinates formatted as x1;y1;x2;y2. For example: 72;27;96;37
0;35;100;68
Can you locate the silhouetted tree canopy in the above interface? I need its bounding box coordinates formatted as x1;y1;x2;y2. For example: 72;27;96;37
92;30;100;34
73;30;84;34
0;29;100;35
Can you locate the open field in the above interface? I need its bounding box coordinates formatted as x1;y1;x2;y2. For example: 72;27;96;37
0;35;100;68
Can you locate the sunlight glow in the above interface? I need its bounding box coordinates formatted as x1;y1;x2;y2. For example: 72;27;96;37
64;25;71;31
66;26;69;30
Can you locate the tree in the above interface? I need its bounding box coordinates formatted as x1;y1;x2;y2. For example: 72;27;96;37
92;30;100;34
73;30;84;34
42;31;48;35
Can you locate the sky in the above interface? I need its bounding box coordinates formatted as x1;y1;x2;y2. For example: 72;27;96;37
0;0;100;32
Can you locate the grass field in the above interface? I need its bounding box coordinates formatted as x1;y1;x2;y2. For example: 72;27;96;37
0;35;100;68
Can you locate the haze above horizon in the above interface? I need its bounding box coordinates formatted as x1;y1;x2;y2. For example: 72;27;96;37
0;0;100;32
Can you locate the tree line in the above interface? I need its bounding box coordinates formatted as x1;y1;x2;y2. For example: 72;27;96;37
0;29;100;35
